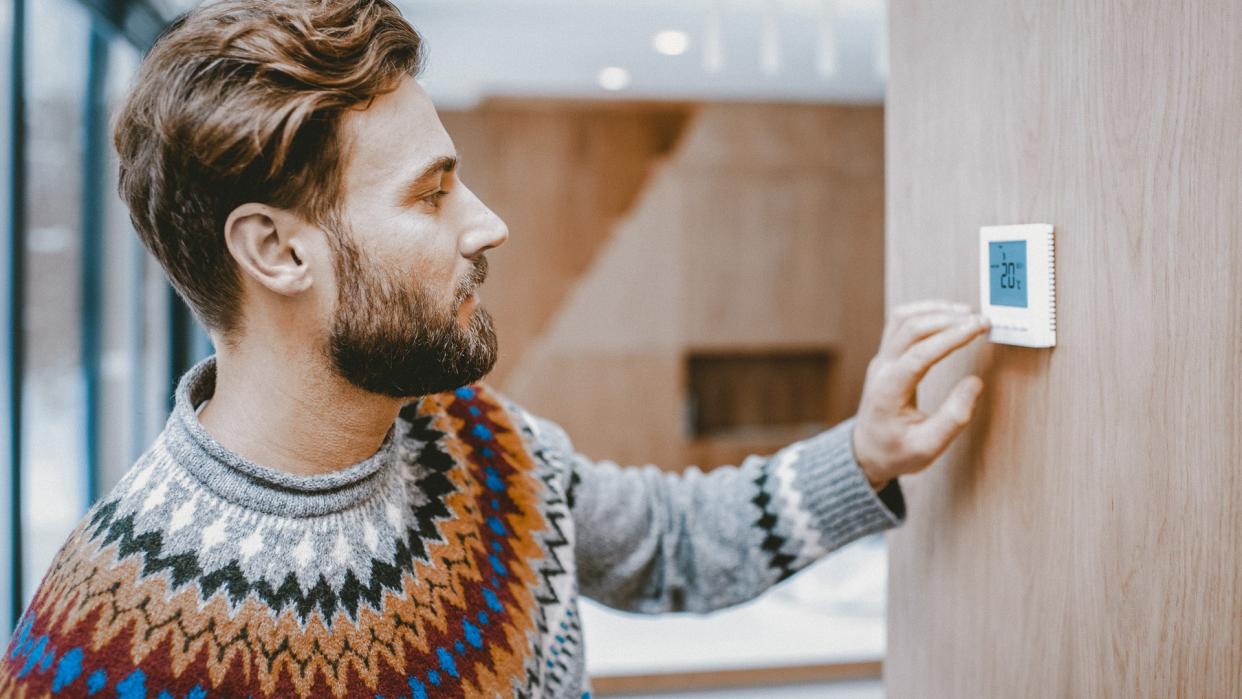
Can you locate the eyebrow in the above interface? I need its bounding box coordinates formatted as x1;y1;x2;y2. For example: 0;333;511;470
399;155;458;204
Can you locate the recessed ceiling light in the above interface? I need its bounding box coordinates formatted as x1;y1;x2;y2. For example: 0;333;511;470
703;3;724;73
597;66;631;91
653;29;690;56
817;3;838;78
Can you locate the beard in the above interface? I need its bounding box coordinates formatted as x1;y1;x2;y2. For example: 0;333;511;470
326;232;498;398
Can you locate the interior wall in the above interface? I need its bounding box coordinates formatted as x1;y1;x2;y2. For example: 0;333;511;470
443;102;885;471
884;1;1242;696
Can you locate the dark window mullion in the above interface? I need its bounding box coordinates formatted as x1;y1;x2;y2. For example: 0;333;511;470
167;290;191;412
80;17;109;506
3;0;28;636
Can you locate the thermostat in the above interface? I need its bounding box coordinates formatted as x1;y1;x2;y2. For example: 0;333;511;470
979;223;1056;348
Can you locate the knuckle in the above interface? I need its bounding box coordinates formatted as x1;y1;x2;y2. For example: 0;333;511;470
892;318;915;344
909;315;936;333
950;408;972;428
903;439;935;463
884;317;903;337
877;363;903;384
898;353;925;374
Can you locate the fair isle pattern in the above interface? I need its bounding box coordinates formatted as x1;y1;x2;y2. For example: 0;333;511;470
0;384;583;698
501;401;581;695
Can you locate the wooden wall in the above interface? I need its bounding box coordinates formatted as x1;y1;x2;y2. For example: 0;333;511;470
884;1;1242;696
443;102;885;471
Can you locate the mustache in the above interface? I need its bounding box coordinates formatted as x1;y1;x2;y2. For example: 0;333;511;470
456;255;488;303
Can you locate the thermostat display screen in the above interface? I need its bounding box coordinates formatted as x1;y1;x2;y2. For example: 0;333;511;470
989;240;1028;308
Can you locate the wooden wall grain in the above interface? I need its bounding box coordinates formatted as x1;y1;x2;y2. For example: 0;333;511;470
884;1;1242;696
444;102;885;471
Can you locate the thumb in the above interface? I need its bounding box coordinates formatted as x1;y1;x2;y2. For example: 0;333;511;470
912;375;984;462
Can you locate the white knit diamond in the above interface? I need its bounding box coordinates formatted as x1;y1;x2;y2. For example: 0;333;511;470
127;465;154;496
201;517;228;551
332;531;350;565
292;532;315;569
385;500;402;529
141;481;168;513
167;497;196;534
238;527;264;562
362;520;379;553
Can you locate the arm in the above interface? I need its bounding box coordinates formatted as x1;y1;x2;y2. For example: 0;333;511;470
516;408;905;615
511;299;988;614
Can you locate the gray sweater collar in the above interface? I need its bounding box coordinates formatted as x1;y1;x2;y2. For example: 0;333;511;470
163;357;402;518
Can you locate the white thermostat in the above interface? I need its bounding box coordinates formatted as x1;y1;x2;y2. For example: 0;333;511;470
979;223;1056;348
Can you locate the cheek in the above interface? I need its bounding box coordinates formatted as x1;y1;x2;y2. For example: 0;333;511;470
377;244;460;308
350;207;462;295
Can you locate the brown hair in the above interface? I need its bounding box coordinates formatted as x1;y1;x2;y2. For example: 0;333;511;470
114;0;424;334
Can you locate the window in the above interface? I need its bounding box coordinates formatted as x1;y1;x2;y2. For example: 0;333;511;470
0;0;200;647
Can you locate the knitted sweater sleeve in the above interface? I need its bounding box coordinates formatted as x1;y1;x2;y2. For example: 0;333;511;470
505;401;907;615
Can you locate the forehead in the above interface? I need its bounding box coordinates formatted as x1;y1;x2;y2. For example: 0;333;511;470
338;77;454;194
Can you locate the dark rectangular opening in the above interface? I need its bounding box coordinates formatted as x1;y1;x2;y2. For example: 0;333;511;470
686;349;835;438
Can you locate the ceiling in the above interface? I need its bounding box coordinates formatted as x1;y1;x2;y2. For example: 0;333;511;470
147;0;889;108
399;0;888;108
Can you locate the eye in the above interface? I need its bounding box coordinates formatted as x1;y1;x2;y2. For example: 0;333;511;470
423;189;449;209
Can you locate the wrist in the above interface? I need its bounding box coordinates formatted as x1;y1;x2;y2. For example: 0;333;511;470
863;465;889;491
851;426;889;490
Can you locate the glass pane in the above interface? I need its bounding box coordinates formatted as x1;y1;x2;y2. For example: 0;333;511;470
20;0;89;601
98;35;144;492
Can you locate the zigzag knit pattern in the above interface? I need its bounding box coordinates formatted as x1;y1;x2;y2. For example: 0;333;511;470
0;368;584;698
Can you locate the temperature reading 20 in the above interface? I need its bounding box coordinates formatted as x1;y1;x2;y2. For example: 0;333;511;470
999;260;1021;290
988;240;1028;308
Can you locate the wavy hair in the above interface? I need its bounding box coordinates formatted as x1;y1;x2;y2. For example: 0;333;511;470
114;0;425;334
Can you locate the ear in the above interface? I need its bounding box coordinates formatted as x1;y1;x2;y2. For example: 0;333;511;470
223;203;314;296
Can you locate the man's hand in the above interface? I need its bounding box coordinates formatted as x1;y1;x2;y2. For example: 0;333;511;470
853;300;990;488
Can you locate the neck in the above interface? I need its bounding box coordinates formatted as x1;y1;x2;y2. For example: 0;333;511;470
197;341;403;477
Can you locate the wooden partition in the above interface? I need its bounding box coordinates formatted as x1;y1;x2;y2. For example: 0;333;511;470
884;1;1242;695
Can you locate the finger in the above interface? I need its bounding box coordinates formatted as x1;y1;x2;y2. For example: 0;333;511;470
882;300;972;355
908;375;984;462
893;315;989;387
891;300;970;321
881;311;972;360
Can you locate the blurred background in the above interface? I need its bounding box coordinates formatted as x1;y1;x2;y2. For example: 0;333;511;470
0;0;890;696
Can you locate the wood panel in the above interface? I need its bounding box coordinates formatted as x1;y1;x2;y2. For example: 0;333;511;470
884;1;1242;696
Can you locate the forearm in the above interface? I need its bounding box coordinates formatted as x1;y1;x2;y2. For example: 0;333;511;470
565;417;906;614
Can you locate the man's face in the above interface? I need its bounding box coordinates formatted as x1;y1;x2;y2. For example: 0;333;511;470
324;77;509;397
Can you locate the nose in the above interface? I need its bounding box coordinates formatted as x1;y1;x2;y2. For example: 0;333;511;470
459;185;510;258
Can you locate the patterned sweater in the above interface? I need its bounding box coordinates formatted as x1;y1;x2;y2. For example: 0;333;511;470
0;358;905;698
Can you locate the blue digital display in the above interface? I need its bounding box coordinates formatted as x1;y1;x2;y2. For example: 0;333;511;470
989;241;1028;308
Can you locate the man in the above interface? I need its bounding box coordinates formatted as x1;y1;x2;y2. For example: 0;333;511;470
0;1;989;697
